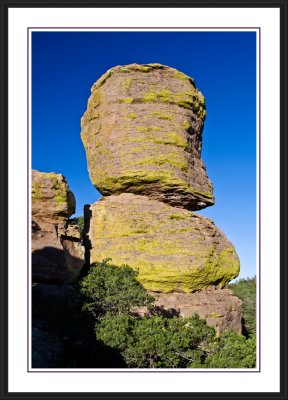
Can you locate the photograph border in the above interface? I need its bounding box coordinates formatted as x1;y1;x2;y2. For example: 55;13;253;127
26;26;261;375
1;1;287;399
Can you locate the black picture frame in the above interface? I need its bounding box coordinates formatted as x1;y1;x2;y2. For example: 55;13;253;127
0;0;287;399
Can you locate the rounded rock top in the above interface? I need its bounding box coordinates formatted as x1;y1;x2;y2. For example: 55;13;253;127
32;169;76;223
81;63;214;211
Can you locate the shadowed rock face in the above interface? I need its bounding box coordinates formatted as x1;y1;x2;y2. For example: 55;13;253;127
81;63;214;211
32;170;84;284
86;193;240;293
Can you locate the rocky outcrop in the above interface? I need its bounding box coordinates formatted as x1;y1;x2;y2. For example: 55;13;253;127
81;63;214;211
32;170;76;224
32;170;84;284
86;193;239;293
133;289;243;334
81;64;241;332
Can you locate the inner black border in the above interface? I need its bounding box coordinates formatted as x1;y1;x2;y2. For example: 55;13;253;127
1;1;287;399
26;26;261;375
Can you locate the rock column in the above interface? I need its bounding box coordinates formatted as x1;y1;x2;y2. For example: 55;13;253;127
81;64;242;333
32;169;84;284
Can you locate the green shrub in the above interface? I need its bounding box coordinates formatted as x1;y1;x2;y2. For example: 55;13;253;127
204;330;256;368
228;276;256;337
79;260;256;369
95;313;215;368
80;259;154;316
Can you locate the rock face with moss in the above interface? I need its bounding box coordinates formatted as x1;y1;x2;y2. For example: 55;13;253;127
32;170;76;223
86;193;239;293
81;63;214;211
32;170;84;284
81;64;241;331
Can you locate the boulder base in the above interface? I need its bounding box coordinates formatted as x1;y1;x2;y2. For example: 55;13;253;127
134;289;243;334
86;193;240;293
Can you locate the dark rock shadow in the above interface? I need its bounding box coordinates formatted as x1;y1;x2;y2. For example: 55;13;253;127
130;305;180;318
32;220;41;233
32;245;126;368
149;305;180;318
79;204;92;279
32;280;127;369
32;246;69;284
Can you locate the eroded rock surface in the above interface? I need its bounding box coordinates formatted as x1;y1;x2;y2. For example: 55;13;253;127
134;289;243;334
32;170;84;283
86;193;240;293
81;63;214;211
32;170;76;224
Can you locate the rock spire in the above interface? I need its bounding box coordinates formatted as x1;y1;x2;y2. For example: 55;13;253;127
81;64;241;332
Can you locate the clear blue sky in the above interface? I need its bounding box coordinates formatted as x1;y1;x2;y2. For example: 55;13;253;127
32;31;256;279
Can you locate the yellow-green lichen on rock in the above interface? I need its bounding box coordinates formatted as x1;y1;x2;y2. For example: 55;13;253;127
86;193;240;293
80;63;214;211
32;170;76;223
31;169;84;285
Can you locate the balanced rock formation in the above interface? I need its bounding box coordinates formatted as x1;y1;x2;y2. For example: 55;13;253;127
32;170;84;284
81;64;241;332
81;63;214;211
86;193;239;293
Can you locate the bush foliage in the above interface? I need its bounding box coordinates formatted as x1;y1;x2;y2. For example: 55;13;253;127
80;260;257;369
95;313;216;368
204;330;256;368
228;276;256;337
80;259;154;316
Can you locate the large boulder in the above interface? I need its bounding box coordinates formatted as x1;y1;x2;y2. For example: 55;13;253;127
32;169;76;224
32;170;84;284
81;63;214;211
85;193;240;293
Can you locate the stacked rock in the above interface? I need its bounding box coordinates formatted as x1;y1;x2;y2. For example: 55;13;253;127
81;64;242;332
32;170;84;285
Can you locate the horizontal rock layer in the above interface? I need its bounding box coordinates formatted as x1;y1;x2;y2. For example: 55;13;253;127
86;193;240;293
81;63;214;211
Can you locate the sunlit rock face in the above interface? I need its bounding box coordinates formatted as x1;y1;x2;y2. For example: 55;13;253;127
81;64;241;331
134;289;243;334
85;193;239;293
32;170;84;284
81;63;214;211
32;170;76;225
